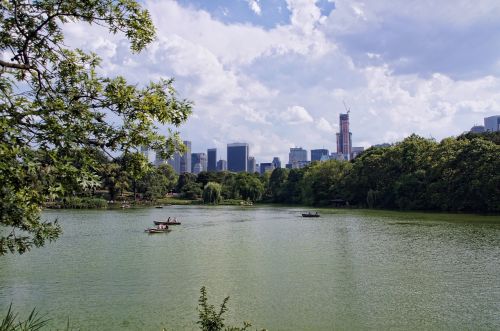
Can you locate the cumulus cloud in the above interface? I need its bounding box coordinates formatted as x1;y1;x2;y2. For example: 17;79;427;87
60;0;500;162
326;0;500;79
317;117;336;133
247;0;261;16
281;106;314;124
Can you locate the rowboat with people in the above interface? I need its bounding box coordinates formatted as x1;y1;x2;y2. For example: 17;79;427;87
154;217;181;226
302;212;320;218
145;220;172;233
145;227;171;234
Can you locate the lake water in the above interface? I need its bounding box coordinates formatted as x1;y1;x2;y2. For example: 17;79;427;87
0;206;499;330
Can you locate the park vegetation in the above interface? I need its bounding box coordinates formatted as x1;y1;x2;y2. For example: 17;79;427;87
16;131;500;216
174;132;499;214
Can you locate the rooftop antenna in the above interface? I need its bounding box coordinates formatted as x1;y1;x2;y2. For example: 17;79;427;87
343;100;351;114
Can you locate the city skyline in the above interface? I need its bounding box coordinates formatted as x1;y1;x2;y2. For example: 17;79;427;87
66;1;500;163
156;112;497;172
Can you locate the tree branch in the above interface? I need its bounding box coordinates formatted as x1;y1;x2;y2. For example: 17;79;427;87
0;59;30;70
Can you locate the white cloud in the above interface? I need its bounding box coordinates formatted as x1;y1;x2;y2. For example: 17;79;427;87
240;105;269;124
146;0;333;66
60;0;500;163
316;117;336;133
281;106;314;124
247;0;262;16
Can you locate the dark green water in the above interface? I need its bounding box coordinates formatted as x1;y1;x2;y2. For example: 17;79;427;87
0;206;499;330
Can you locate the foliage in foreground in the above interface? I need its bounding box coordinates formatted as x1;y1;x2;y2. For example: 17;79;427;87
2;288;261;331
0;0;191;254
0;304;49;331
197;287;254;331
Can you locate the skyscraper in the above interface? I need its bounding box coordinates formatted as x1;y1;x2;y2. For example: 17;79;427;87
311;149;329;162
247;156;256;173
260;162;274;174
217;159;227;171
484;115;500;132
140;146;154;163
336;113;352;160
289;147;307;167
207;148;217;172
227;143;249;172
470;125;485;133
191;152;207;173
168;140;191;174
351;146;365;159
272;157;281;169
180;140;191;173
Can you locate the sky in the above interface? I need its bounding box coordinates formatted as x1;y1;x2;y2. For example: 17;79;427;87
63;0;500;164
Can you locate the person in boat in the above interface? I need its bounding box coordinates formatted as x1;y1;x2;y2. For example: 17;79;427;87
173;217;177;223
167;217;171;222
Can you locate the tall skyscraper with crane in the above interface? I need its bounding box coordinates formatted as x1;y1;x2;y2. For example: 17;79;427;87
336;102;352;160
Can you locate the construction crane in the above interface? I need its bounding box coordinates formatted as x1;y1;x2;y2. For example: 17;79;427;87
343;100;351;114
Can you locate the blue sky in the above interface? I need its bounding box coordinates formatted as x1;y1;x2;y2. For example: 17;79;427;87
64;0;500;164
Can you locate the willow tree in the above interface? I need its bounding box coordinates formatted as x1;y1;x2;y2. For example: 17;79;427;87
0;1;192;254
203;182;222;204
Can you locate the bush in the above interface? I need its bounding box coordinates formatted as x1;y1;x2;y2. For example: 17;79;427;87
197;287;252;331
60;197;107;209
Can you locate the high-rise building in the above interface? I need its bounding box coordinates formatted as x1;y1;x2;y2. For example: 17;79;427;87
180;141;191;173
207;148;217;172
272;157;281;169
217;159;227;171
192;163;203;174
289;147;307;166
484;115;500;132
227;143;249;172
166;151;180;171
330;152;348;161
295;160;310;169
260;162;274;174
311;149;329;162
247;156;256;173
351;146;365;159
191;152;207;173
140;146;155;163
168;140;191;174
470;125;485;134
336;113;352;160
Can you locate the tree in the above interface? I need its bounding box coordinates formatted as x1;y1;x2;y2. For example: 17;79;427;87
181;182;203;200
281;168;306;204
101;162;124;200
176;172;197;192
136;164;177;200
203;182;222;204
0;1;192;254
234;173;264;202
220;172;239;200
267;168;288;202
301;160;352;206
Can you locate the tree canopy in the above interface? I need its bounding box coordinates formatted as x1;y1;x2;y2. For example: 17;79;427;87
0;0;192;254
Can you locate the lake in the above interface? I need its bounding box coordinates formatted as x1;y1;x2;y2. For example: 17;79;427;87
1;206;499;330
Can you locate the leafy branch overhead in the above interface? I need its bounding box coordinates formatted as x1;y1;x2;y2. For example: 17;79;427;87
0;0;192;254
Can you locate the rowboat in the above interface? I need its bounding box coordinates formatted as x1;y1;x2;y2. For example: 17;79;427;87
302;212;320;218
154;220;181;226
145;227;171;233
